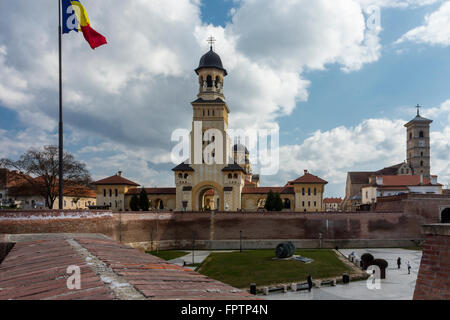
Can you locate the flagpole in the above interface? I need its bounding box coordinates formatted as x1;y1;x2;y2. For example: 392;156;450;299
58;0;64;210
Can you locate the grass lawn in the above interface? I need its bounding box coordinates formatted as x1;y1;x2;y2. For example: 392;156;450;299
146;250;189;261
198;249;352;289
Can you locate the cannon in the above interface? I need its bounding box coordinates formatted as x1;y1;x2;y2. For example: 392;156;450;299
275;241;295;259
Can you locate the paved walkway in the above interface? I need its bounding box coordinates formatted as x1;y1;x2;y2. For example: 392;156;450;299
265;248;422;300
168;250;234;270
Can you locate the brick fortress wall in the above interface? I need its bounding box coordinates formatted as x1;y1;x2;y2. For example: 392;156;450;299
413;224;450;300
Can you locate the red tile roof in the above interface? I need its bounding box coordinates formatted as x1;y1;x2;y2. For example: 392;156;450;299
367;175;441;187
125;187;176;195
291;171;328;185
242;186;295;194
324;197;342;204
93;174;139;186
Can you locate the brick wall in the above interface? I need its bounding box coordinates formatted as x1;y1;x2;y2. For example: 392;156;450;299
413;224;450;300
0;209;438;244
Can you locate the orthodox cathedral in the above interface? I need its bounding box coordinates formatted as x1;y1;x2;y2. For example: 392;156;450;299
93;45;328;212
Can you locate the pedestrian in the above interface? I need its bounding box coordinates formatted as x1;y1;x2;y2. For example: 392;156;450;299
407;261;411;274
397;257;401;269
307;274;313;292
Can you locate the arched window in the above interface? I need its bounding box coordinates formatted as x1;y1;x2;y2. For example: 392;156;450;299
419;131;424;138
215;76;220;88
184;173;188;179
284;199;291;209
178;173;182;178
206;75;213;87
234;173;238;179
228;173;232;179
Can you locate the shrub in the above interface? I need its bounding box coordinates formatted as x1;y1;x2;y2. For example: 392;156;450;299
370;258;388;279
360;253;374;270
129;194;139;211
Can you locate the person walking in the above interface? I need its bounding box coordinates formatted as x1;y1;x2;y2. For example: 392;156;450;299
307;275;313;292
397;257;401;269
407;261;411;274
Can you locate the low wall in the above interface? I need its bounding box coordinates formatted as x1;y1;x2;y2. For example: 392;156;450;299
413;224;450;300
0;210;426;250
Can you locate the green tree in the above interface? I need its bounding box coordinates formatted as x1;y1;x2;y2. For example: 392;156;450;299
273;192;283;211
264;190;275;211
139;188;150;211
130;194;139;211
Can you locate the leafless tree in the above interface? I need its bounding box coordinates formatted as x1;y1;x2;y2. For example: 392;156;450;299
0;145;92;209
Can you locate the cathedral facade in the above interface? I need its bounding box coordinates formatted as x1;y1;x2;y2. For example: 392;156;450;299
94;47;328;212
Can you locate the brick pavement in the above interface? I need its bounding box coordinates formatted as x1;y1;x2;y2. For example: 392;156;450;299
0;234;258;300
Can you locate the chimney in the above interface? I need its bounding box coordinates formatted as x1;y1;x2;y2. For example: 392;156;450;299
117;171;122;177
304;169;308;174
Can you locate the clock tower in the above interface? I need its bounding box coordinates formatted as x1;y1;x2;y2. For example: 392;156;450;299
405;105;432;177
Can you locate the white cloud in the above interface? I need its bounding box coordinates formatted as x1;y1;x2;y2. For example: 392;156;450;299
265;100;450;196
396;1;450;46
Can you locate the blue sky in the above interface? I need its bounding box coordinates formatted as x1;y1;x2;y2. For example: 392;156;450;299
0;0;449;197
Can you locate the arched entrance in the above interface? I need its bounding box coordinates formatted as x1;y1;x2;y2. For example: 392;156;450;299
199;188;219;211
155;199;164;210
192;181;224;211
441;208;450;223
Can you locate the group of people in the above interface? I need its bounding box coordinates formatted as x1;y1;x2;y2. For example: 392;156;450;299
397;257;412;274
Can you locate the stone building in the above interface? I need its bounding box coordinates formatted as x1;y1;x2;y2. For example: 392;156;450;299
1;168;96;209
93;47;328;212
342;107;439;211
324;197;342;212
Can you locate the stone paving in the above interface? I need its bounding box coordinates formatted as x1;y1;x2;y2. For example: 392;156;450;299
0;234;258;300
265;248;422;300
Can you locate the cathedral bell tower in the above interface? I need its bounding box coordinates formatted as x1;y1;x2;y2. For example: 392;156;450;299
404;105;432;177
190;37;231;165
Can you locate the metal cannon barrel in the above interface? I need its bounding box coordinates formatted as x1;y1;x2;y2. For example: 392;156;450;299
275;241;295;259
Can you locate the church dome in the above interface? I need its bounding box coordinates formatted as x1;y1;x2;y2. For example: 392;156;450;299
195;48;227;75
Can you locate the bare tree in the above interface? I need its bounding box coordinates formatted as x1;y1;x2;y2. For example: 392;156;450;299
0;145;92;209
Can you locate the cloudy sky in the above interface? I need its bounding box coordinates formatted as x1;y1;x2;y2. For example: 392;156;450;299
0;0;449;197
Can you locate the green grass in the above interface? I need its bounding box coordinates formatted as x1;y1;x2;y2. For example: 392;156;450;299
198;249;352;289
146;250;189;261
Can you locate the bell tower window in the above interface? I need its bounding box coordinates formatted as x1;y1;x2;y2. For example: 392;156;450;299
206;75;213;87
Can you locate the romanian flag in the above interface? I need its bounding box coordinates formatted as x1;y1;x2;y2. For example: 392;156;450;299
62;0;107;49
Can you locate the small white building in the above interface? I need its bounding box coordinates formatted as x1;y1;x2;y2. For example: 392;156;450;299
361;174;442;204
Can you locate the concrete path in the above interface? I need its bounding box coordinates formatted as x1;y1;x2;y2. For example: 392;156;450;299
265;248;422;300
168;250;234;270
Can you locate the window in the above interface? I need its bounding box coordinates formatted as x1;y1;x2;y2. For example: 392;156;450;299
184;173;188;179
228;173;232;179
203;110;205;116
103;189;106;197
314;201;317;207
178;173;182;178
302;201;305;207
208;109;210;116
115;189;118;197
421;152;423;157
302;188;305;195
308;188;311;196
206;75;212;87
109;189;112;197
308;201;311;207
420;161;424;166
419;131;424;138
234;173;238;179
212;110;215;116
409;132;412;140
64;200;67;207
314;188;317;195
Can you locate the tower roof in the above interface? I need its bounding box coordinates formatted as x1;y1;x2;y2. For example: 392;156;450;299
404;105;433;127
195;48;227;75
